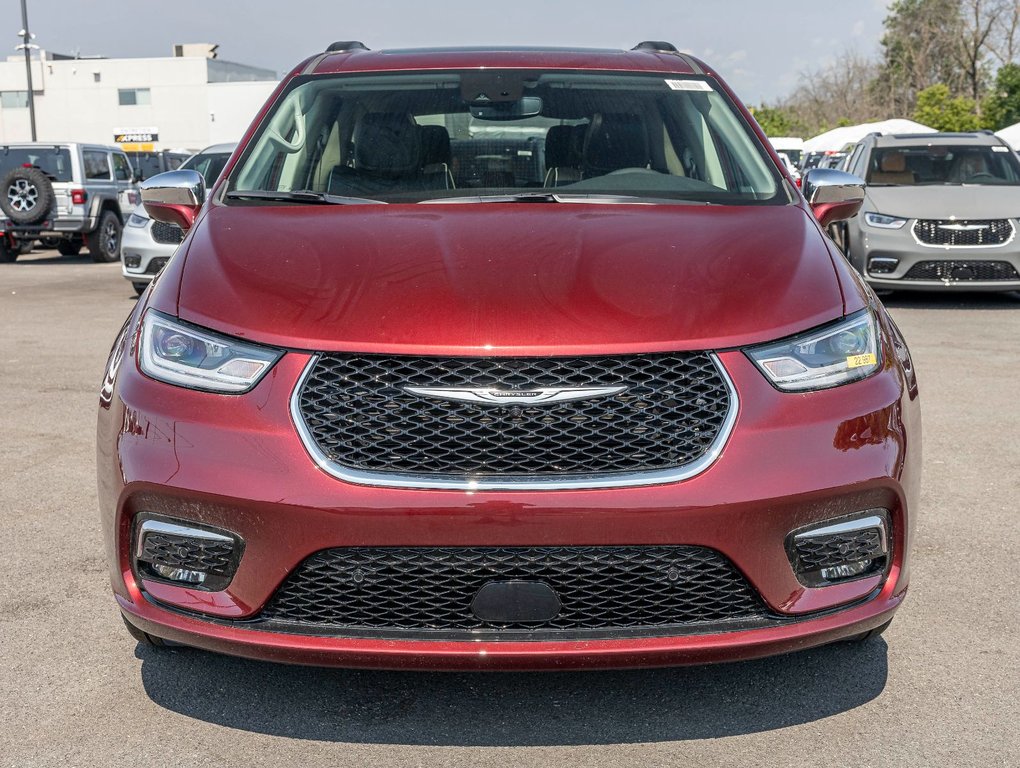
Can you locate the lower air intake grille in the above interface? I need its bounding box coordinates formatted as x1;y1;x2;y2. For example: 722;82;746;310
259;546;772;638
902;260;1019;281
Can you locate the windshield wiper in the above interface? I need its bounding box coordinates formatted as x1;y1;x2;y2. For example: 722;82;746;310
420;192;696;205
225;189;386;205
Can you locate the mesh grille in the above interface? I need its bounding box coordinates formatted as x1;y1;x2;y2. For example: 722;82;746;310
151;220;184;245
140;533;234;575
144;256;169;275
794;529;884;571
902;260;1020;281
296;353;730;478
260;546;770;635
913;219;1013;247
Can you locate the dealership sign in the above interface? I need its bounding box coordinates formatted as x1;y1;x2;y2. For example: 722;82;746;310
113;126;159;152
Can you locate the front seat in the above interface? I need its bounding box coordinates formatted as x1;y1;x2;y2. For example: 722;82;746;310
543;124;582;187
581;113;650;177
329;112;423;195
868;151;914;185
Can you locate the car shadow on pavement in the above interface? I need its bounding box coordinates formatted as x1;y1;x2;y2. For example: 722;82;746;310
137;640;888;745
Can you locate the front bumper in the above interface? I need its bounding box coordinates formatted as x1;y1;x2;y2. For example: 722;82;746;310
854;219;1020;291
121;220;176;284
98;323;920;670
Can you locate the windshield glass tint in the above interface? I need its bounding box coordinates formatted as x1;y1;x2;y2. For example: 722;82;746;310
231;71;781;204
867;145;1020;186
0;147;73;182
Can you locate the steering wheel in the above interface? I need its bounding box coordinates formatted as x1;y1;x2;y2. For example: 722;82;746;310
964;172;999;182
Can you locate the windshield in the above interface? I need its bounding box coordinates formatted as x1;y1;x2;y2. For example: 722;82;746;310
0;146;73;182
867;145;1020;186
230;70;783;205
182;151;232;185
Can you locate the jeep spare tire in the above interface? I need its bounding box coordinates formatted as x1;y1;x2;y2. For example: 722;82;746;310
1;167;54;225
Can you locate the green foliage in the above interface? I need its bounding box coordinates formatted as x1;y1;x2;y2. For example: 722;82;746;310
749;105;797;137
983;63;1020;130
913;84;982;131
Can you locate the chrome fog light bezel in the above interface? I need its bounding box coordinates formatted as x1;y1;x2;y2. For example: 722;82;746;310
785;510;891;588
133;515;244;592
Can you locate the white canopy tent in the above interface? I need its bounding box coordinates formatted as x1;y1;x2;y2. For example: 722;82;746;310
802;119;937;153
994;122;1020;149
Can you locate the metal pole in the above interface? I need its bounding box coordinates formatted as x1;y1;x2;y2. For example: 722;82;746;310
20;0;37;140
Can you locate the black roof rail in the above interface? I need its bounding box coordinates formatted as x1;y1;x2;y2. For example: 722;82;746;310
632;41;679;54
326;41;369;53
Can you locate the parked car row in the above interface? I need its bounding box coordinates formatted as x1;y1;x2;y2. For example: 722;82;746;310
0;142;233;273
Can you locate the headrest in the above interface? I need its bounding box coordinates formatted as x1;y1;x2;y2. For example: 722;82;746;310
353;112;421;175
419;125;452;167
880;152;906;173
582;113;649;175
545;125;578;168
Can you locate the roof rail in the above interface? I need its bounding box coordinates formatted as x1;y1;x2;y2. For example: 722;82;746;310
632;41;679;54
326;41;369;53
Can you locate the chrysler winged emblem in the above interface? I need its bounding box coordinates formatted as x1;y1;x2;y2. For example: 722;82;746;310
404;385;627;405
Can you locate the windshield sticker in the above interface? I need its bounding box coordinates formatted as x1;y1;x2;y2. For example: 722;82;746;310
992;145;1009;152
846;353;877;369
665;79;713;92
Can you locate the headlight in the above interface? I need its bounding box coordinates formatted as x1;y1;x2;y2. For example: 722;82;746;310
139;310;282;393
863;212;907;229
746;310;881;392
127;212;149;228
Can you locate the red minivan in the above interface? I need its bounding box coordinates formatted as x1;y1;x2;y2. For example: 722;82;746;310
97;41;920;670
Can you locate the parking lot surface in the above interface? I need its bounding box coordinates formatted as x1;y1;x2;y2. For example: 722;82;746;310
1;250;1017;767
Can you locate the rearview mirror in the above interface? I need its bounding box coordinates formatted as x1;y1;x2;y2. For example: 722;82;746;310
470;96;543;121
140;169;205;231
802;168;866;228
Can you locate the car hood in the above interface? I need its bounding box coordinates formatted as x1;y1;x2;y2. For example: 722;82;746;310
864;184;1020;220
174;203;844;355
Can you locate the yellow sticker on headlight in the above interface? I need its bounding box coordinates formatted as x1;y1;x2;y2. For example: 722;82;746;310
846;353;877;368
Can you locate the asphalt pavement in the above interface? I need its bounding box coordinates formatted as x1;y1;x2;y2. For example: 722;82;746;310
1;249;1017;767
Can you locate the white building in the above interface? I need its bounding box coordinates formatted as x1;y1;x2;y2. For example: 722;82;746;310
0;45;278;151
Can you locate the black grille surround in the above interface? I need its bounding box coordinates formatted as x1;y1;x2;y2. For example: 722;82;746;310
257;545;780;640
294;353;734;489
912;219;1014;247
901;260;1020;282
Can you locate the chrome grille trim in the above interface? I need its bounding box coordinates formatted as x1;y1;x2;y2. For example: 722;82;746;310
289;353;738;491
911;218;1015;249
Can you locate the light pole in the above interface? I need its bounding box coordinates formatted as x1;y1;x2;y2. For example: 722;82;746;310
17;0;37;140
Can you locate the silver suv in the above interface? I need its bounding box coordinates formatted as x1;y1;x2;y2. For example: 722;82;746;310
0;142;139;262
835;131;1020;291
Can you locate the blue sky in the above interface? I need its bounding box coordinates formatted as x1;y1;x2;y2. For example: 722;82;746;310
6;0;890;104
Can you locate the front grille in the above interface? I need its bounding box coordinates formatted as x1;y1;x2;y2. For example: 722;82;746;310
793;529;884;571
140;532;234;575
296;353;731;480
151;220;184;245
902;260;1020;281
259;546;772;637
913;219;1013;247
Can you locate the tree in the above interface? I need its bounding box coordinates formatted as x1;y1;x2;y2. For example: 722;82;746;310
913;84;982;130
748;105;798;137
983;62;1020;128
873;0;968;115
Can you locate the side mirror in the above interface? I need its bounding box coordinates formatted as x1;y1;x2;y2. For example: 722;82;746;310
140;169;205;231
802;168;866;228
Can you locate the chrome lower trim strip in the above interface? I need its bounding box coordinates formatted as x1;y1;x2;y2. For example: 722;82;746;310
135;519;233;559
289;353;739;491
794;514;888;554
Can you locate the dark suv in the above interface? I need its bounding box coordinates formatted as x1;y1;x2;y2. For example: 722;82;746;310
98;42;919;670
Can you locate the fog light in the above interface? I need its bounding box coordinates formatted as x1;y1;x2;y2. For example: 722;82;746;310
135;518;242;591
868;257;899;274
124;254;141;269
787;511;889;587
